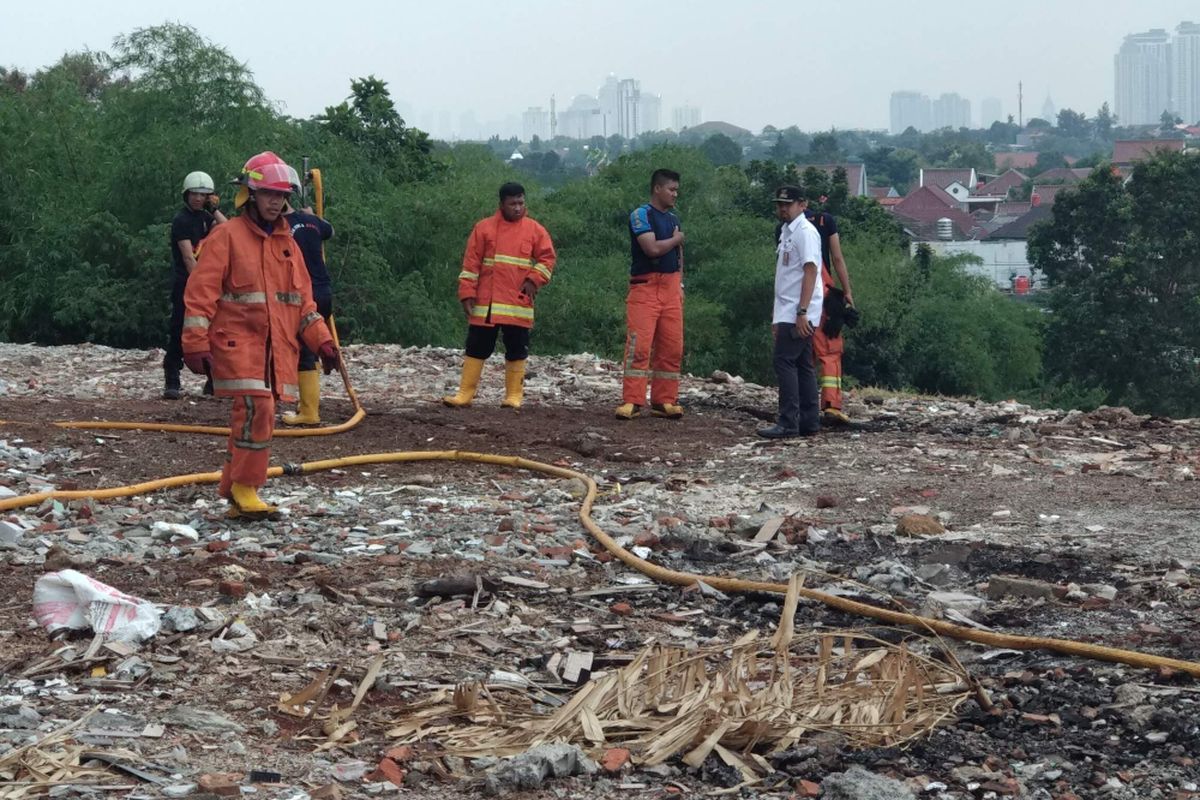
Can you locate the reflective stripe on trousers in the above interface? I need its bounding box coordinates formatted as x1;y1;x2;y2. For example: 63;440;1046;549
221;393;275;489
814;265;844;410
622;270;683;406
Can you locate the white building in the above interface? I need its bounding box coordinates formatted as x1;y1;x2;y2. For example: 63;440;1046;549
890;90;931;133
616;78;641;139
673;104;701;130
1115;29;1173;125
521;107;550;141
932;93;971;129
558;94;604;140
639;93;662;133
1175;21;1200;124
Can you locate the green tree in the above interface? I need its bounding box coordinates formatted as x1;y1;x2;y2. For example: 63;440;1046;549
808;131;840;162
1034;151;1068;175
1094;102;1116;141
1028;151;1200;416
768;133;791;162
1056;108;1091;140
319;75;432;182
700;133;742;166
862;146;919;192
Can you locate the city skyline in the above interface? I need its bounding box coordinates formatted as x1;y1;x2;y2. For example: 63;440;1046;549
1115;21;1200;126
6;1;1200;140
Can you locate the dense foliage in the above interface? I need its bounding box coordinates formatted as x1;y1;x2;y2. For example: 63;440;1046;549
10;24;1190;415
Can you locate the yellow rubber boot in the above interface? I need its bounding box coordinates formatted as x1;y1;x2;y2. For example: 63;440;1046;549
228;482;278;519
651;402;685;419
281;370;321;425
501;359;526;409
614;403;641;420
442;357;485;407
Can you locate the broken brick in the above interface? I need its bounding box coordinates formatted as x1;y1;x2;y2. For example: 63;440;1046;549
610;601;633;617
795;779;821;797
633;531;660;548
600;747;631;773
198;772;243;796
206;540;231;553
218;580;247;598
366;758;406;788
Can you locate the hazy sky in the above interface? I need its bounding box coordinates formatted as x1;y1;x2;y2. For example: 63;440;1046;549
6;0;1197;136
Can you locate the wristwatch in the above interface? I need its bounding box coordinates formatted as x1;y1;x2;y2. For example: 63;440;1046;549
798;308;808;315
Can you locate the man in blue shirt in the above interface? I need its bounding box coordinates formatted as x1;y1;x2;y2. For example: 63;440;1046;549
616;168;686;420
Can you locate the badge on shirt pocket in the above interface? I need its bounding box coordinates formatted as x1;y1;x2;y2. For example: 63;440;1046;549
783;251;790;266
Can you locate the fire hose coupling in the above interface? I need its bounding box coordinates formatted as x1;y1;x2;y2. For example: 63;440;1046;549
282;462;304;476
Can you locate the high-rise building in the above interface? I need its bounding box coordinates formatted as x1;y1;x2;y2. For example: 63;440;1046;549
981;97;1003;127
1115;29;1173;125
890;91;931;133
1175;21;1200;124
616;78;641;139
639;93;662;133
522;107;550;141
598;75;620;137
931;93;971;129
559;94;604;139
673;104;701;130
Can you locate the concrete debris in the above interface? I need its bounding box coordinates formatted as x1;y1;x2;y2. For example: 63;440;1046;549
482;743;597;795
822;765;916;799
2;343;1200;799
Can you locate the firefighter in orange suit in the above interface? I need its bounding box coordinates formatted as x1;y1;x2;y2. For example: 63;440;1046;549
443;182;556;410
616;168;685;420
182;153;339;518
805;203;856;425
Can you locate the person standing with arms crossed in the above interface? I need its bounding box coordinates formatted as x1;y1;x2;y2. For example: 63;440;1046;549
616;168;686;420
759;185;823;439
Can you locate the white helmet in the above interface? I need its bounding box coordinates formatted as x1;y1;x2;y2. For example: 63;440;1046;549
182;171;215;196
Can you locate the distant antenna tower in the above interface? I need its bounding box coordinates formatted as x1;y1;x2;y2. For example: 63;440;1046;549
550;94;557;139
1018;81;1024;127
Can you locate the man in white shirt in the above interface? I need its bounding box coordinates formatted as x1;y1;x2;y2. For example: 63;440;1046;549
758;185;824;439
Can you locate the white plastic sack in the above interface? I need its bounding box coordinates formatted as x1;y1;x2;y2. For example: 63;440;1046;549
33;569;162;642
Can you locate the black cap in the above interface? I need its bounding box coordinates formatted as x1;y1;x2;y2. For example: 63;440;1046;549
773;185;805;203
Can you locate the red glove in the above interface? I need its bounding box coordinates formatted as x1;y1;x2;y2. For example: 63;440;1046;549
317;341;340;375
183;351;212;375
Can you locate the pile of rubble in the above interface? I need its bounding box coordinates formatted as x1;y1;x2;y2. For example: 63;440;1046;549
1;342;1199;799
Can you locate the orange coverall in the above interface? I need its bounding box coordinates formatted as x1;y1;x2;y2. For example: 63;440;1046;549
458;211;556;328
183;214;332;493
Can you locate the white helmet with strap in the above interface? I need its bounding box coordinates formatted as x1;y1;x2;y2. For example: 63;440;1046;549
182;171;215;196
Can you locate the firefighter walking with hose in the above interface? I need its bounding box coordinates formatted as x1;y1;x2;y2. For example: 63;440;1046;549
181;152;340;517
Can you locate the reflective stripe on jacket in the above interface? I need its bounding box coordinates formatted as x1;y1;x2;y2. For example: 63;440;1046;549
457;211;556;329
182;214;332;402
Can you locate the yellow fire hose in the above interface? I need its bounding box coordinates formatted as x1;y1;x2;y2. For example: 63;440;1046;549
1;449;1198;678
4;163;1199;678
